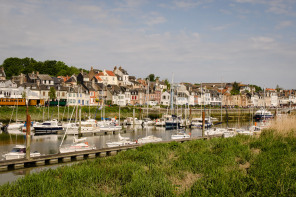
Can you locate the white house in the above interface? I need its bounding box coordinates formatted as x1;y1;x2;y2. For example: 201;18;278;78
160;91;170;106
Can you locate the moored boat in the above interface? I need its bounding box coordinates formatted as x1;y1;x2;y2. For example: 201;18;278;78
254;108;273;120
34;120;63;135
3;145;41;160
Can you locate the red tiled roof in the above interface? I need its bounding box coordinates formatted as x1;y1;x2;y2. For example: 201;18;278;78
105;70;115;76
94;75;102;81
98;72;104;76
58;75;70;82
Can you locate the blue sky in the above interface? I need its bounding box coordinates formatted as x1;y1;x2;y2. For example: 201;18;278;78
1;0;296;89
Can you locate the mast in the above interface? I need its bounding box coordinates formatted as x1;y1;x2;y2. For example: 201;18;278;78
170;73;174;113
220;80;223;126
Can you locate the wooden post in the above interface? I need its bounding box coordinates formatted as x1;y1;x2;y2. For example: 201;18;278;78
133;107;135;130
78;105;82;138
26;107;31;160
202;111;205;137
119;105;121;126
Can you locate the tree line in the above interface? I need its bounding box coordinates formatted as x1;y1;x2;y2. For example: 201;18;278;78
1;57;87;79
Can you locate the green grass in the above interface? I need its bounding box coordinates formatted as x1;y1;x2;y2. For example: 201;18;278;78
1;130;296;196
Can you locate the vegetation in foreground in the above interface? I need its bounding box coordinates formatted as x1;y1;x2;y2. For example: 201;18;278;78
1;119;296;196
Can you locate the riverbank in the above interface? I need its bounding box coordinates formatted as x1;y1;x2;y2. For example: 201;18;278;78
0;117;295;196
0;105;286;123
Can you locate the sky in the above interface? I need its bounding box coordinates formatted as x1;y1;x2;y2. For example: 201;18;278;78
0;0;296;89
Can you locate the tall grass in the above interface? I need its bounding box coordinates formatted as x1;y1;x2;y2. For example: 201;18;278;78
267;115;296;137
1;129;296;196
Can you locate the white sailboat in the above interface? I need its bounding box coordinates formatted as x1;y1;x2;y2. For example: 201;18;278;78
106;133;136;147
59;106;96;153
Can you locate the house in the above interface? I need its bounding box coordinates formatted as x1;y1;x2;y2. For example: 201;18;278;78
97;70;118;85
37;73;54;86
160;91;170;106
64;75;77;86
0;80;23;98
77;71;90;84
113;66;131;86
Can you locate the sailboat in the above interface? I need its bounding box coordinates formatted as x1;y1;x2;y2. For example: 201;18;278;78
106;133;136;147
165;75;181;130
59;106;96;153
6;99;25;135
4;102;41;160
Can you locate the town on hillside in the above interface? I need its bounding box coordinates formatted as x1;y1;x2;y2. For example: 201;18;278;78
0;66;294;108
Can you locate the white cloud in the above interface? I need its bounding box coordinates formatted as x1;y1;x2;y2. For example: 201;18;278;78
276;21;293;29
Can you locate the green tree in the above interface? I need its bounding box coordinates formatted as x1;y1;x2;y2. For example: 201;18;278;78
49;87;57;100
146;74;155;82
276;85;281;92
164;79;171;91
230;82;240;95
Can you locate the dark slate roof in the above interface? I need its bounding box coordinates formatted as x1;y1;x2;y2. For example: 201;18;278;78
52;77;63;84
38;74;53;81
65;77;76;83
28;73;38;80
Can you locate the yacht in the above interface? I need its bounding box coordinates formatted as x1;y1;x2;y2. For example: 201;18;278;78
3;145;41;160
33;120;63;135
254;108;273;120
165;115;181;130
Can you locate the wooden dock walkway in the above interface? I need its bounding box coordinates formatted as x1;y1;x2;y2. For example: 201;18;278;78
0;136;209;172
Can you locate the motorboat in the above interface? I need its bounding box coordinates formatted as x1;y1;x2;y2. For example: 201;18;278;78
191;118;213;129
59;137;96;153
33;120;63;135
3;145;41;160
165;115;181;130
254;108;273;120
137;135;162;144
171;130;191;140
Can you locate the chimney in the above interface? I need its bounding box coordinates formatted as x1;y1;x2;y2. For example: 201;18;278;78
20;73;23;84
36;71;39;75
37;79;40;87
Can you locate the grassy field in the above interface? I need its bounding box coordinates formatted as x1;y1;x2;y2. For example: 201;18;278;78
0;116;296;196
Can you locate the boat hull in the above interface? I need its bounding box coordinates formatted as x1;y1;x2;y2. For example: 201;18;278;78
34;127;63;135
